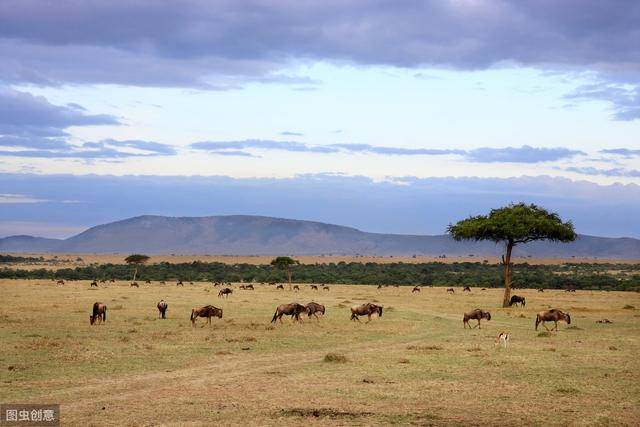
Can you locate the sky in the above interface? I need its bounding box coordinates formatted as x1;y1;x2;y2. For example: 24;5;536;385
0;1;639;238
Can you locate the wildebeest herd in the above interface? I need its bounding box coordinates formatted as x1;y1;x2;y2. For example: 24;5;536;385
86;282;574;343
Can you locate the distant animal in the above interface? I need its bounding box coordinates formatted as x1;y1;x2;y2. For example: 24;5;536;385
537;288;545;292
268;282;277;286
276;284;284;290
323;285;330;291
218;288;233;298
213;282;221;287
130;282;139;288
271;303;308;323
244;284;254;290
90;281;98;288
293;285;300;292
109;279;115;283
535;309;571;331
145;280;151;284
377;285;383;290
481;288;487;291
447;288;455;294
99;279;106;284
350;303;383;322
189;281;194;285
463;309;491;329
310;285;318;290
509;295;526;307
565;288;576;293
89;302;107;325
56;279;65;286
177;280;184;286
306;302;325;319
596;319;612;324
157;300;168;319
463;286;471;292
412;286;420;293
495;331;510;348
190;305;223;327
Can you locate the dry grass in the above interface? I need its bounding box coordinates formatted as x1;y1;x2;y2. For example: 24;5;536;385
0;279;639;425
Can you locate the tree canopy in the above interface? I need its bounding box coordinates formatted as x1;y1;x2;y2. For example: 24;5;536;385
124;254;150;265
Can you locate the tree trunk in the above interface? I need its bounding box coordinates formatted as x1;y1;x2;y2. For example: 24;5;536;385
501;242;514;307
287;269;292;290
132;266;138;282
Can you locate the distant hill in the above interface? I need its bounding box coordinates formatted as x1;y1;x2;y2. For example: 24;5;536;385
1;215;639;258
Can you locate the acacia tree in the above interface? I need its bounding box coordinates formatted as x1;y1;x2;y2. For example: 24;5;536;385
447;203;576;307
124;254;150;282
270;256;300;288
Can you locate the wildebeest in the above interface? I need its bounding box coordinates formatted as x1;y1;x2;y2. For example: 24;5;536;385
190;305;223;327
218;288;233;298
509;295;526;307
145;280;151;284
535;309;571;331
310;285;318;290
596;319;612;324
463;286;471;292
306;302;325;319
565;288;576;293
56;279;65;286
89;302;107;325
130;282;139;288
481;288;487;291
537;288;545;292
377;284;383;290
463;309;491;329
240;284;254;290
350;303;383;322
412;286;420;293
447;288;455;294
323;285;330;291
271;303;308;323
90;280;98;288
177;280;184;286
293;285;300;292
157;300;168;319
276;284;284;290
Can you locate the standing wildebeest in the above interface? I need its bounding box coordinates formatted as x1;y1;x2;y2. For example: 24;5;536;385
323;285;330;291
535;309;571;331
463;309;491;329
177;280;184;286
190;305;223;327
377;285;383;290
310;285;318;290
350;303;383;322
271;303;308;323
89;302;107;325
157;300;168;318
565;288;576;293
509;295;526;307
130;282;139;288
218;288;233;298
306;302;325;319
56;279;65;286
245;284;254;290
90;280;98;288
293;285;300;292
447;288;455;294
276;284;284;290
463;286;471;292
412;286;421;293
537;288;545;292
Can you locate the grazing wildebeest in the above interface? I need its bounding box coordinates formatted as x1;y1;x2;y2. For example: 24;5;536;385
463;286;471;292
565;288;576;293
218;288;233;298
596;319;612;324
56;279;65;286
99;279;106;284
239;285;246;290
190;305;223;327
157;300;168;319
535;309;571;331
213;282;221;287
177;280;184;286
447;288;455;294
271;303;308;323
481;288;487;291
89;302;107;325
323;285;330;291
90;280;98;288
306;302;325;319
130;282;139;288
276;284;284;290
350;303;383;322
537;288;545;292
377;285;383;290
463;309;491;329
509;295;526;307
293;285;300;292
412;286;420;293
310;285;318;290
244;284;254;290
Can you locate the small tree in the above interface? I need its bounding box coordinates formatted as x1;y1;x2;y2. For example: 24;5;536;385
270;256;300;288
124;254;150;282
447;203;576;307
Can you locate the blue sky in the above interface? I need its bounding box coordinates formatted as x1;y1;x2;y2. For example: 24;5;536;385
0;1;639;237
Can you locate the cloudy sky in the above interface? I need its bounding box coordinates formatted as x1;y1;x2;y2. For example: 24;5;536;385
1;1;639;238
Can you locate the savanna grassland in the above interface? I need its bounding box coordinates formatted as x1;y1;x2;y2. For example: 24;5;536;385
1;279;639;426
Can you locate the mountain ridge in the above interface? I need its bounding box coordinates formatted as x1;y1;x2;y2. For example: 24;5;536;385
1;215;639;258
